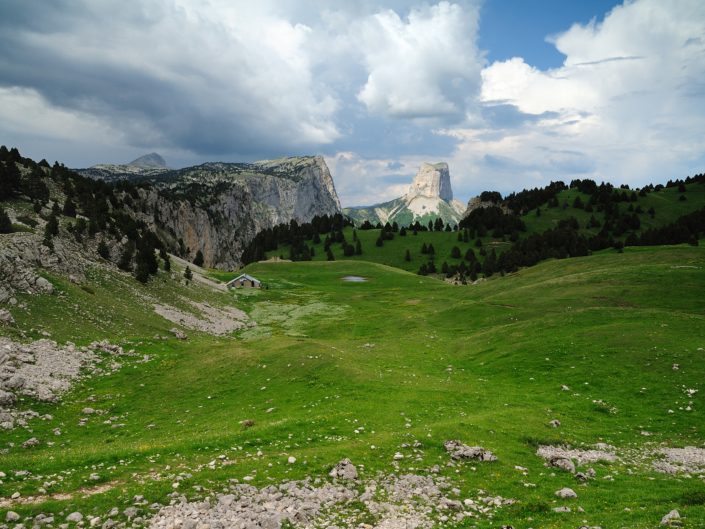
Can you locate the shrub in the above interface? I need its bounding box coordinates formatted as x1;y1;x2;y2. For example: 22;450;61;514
135;262;150;283
242;420;256;429
63;197;76;217
80;285;95;295
343;244;354;257
679;195;687;201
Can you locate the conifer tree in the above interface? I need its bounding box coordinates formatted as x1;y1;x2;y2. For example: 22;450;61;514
193;250;204;267
475;238;483;248
421;242;428;253
399;226;407;236
356;240;362;255
184;266;193;280
457;232;463;242
451;246;461;259
313;232;321;244
463;229;469;243
327;248;335;261
352;229;357;241
164;254;171;271
405;249;410;261
428;243;435;255
376;236;383;247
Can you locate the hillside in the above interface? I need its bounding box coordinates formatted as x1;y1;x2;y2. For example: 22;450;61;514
260;179;705;280
0;240;703;528
1;148;341;270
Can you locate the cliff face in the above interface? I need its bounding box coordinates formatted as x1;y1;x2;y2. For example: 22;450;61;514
407;162;454;202
143;156;342;269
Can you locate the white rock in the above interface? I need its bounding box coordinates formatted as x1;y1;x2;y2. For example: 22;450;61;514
660;509;680;525
288;456;296;464
555;487;578;499
66;512;83;522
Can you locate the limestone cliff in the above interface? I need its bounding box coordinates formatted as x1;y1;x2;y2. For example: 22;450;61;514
344;162;465;226
139;156;342;269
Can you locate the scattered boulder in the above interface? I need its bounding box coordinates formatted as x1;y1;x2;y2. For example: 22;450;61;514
328;459;358;480
0;389;17;407
21;437;39;448
36;385;58;402
561;385;570;391
549;420;561;428
6;512;20;522
555;487;578;499
66;513;83;522
35;277;54;295
444;440;498;462
82;408;95;414
170;328;188;340
660;509;680;526
123;508;138;519
552;506;571;513
0;310;15;326
548;456;575;474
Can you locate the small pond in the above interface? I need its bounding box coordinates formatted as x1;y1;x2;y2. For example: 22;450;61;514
340;276;372;282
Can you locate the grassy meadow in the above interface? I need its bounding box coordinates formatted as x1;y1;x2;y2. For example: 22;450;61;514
0;243;703;528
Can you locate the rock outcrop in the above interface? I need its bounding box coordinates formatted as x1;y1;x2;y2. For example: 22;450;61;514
343;162;466;226
408;163;454;202
462;196;510;218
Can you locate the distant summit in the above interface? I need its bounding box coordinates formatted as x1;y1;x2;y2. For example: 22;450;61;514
343;162;465;226
128;152;166;167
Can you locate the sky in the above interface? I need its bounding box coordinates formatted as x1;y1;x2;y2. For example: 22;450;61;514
0;0;704;207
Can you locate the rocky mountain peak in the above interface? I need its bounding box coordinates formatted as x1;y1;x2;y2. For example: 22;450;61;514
128;152;166;167
407;162;453;202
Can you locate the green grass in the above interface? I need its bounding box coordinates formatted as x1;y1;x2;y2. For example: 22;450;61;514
1;246;704;528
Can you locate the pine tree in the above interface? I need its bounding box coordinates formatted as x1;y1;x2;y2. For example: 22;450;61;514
63;197;77;217
457;232;462;242
399;226;407;236
463;230;469;242
352;229;358;241
301;246;311;261
327;248;335;261
184;266;193;280
475;238;483;248
376;236;383;247
464;248;475;261
135;262;150;283
193;250;204;267
441;261;449;273
427;260;437;273
428;243;435;255
421;242;428;254
313;232;321;244
356;240;362;255
164;254;171;271
536;207;541;217
451;246;461;259
405;249;410;261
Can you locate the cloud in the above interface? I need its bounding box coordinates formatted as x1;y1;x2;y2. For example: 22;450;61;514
439;0;705;198
0;0;341;160
352;1;484;121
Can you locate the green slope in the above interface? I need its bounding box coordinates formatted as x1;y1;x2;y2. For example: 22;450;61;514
1;246;704;528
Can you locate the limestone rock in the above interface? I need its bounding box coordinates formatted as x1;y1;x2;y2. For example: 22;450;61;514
444;440;498;462
0;389;17;407
66;513;83;522
170;328;188;340
548;456;576;474
0;310;14;326
660;509;680;525
408;163;453;201
549;420;561;427
6;512;20;522
328;458;358;480
555;487;578;499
